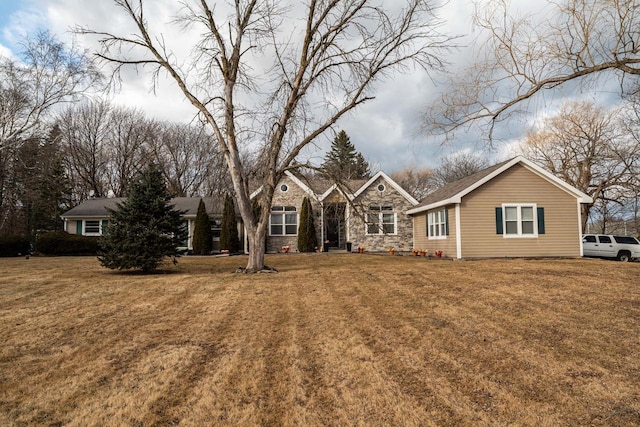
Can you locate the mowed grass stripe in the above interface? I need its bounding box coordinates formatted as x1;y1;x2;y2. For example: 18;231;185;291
0;255;639;426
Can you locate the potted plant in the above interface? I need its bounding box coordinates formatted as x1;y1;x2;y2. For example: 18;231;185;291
388;247;395;255
280;245;291;254
420;249;427;257
411;249;419;256
358;246;365;254
434;250;443;258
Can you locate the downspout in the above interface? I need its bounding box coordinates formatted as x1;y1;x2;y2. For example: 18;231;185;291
320;201;325;248
455;204;462;259
578;200;584;257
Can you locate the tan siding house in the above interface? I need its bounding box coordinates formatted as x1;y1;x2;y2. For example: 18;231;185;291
408;156;592;259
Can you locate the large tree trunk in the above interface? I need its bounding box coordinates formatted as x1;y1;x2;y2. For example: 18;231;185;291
245;225;267;272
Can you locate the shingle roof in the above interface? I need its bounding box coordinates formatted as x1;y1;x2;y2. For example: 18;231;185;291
62;197;223;218
407;155;593;215
411;158;514;210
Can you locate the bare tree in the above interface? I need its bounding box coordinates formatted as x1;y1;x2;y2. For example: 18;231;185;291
390;165;437;201
0;31;101;230
59;100;157;201
432;152;489;187
79;0;454;272
520;101;639;230
0;31;101;151
58;100;111;201
149;122;224;197
425;0;640;140
105;106;153;197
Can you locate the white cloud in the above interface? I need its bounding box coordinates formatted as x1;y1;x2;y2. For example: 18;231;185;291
2;0;623;173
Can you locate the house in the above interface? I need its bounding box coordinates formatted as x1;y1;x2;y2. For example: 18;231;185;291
61;197;242;252
251;171;419;253
407;156;593;259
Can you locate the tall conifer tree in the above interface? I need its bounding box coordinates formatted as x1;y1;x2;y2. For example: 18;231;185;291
98;163;185;272
322;130;371;180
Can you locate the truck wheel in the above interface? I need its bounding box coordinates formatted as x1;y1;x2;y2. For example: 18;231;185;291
617;251;631;262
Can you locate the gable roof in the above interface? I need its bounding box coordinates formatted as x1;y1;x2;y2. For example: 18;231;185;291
352;171;419;205
61;197;224;219
406;155;593;215
250;170;418;205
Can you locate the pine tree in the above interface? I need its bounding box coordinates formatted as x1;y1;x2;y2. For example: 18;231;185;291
220;194;240;252
191;198;213;255
322;130;371;180
297;196;318;252
98;163;185;273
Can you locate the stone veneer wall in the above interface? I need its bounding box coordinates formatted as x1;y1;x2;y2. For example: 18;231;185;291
266;176;323;253
347;176;415;252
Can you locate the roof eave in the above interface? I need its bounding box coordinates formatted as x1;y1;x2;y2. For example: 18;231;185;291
406;197;461;215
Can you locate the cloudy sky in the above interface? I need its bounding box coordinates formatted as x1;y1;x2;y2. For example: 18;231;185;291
0;0;594;172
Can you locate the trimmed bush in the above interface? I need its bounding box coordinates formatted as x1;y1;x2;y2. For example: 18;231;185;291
0;235;31;257
220;194;240;253
192;199;213;255
297;197;318;252
37;231;99;256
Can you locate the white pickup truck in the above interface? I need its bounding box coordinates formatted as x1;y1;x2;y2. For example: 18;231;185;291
582;234;640;262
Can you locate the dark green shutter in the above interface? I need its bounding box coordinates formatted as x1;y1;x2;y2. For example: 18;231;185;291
537;207;545;234
76;221;83;235
426;213;430;236
495;207;503;234
445;209;449;236
101;220;108;235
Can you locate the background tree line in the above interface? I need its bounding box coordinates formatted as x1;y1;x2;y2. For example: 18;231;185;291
0;32;237;240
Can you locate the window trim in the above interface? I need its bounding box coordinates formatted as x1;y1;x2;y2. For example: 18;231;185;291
427;209;448;240
501;203;538;238
269;206;298;236
365;206;396;235
83;220;102;236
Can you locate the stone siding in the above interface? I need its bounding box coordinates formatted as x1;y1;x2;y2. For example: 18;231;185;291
346;176;414;252
267;176;323;253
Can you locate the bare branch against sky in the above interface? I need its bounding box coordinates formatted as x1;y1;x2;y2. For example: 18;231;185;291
424;0;640;143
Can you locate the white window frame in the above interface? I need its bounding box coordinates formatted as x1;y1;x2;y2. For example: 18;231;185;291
84;220;101;236
427;209;447;240
365;206;397;235
502;203;538;238
269;206;298;236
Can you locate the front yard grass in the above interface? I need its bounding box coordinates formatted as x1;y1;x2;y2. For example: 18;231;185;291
0;254;639;426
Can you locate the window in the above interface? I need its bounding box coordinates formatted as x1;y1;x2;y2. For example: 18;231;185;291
377;184;386;192
598;235;611;244
366;205;395;235
500;204;538;237
427;209;448;239
180;221;189;247
84;220;100;235
583;235;596;243
613;236;639;244
270;206;297;235
280;184;288;192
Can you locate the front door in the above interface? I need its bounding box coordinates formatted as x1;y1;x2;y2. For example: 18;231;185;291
325;218;341;248
324;202;346;249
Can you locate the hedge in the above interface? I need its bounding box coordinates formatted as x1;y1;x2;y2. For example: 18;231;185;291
0;235;31;257
36;231;100;256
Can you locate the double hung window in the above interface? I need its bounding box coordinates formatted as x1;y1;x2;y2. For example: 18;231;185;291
427;209;448;239
270;206;298;236
366;206;395;235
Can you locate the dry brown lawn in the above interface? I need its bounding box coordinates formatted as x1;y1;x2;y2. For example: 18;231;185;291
0;254;639;426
